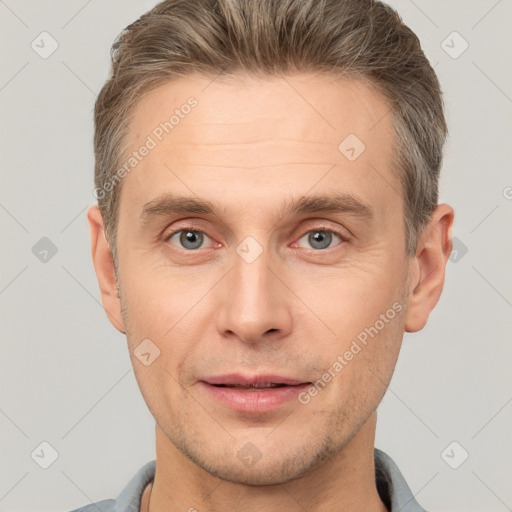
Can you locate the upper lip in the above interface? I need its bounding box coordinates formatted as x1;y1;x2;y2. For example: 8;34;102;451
202;374;309;386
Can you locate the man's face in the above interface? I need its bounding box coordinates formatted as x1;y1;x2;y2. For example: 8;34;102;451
113;73;415;484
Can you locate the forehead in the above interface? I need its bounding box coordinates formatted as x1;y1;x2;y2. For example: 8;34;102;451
120;72;400;223
127;72;392;148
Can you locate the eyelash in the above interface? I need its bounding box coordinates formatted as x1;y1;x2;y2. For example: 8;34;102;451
163;225;347;251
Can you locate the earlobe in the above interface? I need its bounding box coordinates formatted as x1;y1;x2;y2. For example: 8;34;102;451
87;205;125;334
404;203;454;333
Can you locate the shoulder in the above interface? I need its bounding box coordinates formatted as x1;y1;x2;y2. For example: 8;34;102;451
66;499;115;512
64;459;156;512
374;448;429;512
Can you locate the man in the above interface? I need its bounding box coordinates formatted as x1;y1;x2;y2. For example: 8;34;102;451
71;0;454;510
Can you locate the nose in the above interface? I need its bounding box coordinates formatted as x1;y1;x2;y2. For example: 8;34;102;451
214;242;293;345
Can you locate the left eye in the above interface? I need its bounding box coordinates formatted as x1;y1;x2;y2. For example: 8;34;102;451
297;230;343;250
167;229;211;250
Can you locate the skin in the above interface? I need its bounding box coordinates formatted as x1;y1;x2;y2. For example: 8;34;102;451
88;72;454;512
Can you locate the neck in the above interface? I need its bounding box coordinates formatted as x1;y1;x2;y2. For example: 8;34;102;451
144;412;388;512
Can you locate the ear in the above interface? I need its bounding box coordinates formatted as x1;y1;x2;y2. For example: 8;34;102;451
404;203;454;332
87;205;125;334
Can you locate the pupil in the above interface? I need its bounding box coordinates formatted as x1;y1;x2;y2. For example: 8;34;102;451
181;230;203;249
310;231;331;249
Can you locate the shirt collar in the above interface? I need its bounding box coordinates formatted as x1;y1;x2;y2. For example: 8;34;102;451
112;448;427;512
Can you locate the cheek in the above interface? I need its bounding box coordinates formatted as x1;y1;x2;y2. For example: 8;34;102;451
121;271;208;384
304;264;406;395
300;260;404;337
120;258;199;332
313;313;404;425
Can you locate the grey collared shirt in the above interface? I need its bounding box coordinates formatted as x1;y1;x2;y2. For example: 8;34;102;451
67;448;427;512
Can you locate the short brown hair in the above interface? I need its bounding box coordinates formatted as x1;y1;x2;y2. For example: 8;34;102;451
94;0;447;263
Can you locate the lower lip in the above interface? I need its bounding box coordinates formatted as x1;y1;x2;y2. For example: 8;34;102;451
200;382;310;413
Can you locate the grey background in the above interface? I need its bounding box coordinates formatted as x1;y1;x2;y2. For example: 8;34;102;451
0;1;511;511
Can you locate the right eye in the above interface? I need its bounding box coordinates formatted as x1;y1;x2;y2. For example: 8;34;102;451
166;228;213;251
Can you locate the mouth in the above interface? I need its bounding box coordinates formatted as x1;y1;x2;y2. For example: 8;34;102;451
199;374;311;412
212;383;290;389
202;373;308;387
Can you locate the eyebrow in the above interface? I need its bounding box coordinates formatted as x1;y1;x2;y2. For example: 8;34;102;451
139;191;374;225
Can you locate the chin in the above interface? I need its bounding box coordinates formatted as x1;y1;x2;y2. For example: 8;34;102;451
180;437;338;486
199;460;304;486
